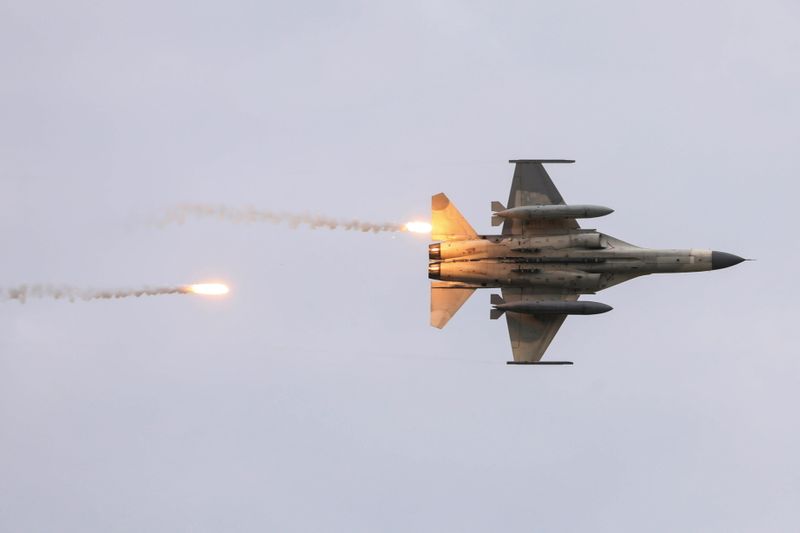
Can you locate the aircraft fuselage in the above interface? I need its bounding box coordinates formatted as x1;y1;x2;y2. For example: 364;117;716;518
428;231;742;293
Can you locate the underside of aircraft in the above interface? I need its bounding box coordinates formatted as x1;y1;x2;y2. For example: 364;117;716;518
428;160;746;364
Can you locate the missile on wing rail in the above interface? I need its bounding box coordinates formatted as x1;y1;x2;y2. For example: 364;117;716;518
491;203;613;226
506;361;574;365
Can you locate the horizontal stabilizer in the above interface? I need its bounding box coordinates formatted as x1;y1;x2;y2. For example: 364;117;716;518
432;193;477;241
490;308;504;320
431;285;475;329
490;294;504;305
432;281;482;289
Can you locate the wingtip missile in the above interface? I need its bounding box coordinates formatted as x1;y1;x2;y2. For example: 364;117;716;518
506;361;574;365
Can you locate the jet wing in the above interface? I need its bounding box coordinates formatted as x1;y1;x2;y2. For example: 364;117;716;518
503;160;579;235
501;288;577;363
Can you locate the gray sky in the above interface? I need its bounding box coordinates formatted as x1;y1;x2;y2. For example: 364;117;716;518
1;1;799;531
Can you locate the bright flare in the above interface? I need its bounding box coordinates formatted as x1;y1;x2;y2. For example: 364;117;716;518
187;283;230;296
404;221;432;234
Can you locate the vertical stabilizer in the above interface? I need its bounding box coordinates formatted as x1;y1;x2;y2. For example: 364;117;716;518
432;193;477;241
431;286;475;328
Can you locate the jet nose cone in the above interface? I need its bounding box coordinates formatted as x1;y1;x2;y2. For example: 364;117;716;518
711;251;745;270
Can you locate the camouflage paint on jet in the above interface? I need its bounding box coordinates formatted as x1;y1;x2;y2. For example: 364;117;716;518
429;160;746;365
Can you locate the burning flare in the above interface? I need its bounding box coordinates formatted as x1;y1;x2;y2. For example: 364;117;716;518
1;283;231;303
183;283;230;296
404;221;433;234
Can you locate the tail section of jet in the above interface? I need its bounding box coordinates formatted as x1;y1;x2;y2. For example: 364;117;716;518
430;282;475;329
430;193;480;327
431;193;477;241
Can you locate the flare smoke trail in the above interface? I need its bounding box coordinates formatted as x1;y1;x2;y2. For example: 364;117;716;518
155;204;407;233
2;285;188;304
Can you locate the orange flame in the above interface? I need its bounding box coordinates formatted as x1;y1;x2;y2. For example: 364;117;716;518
404;221;432;234
185;283;230;296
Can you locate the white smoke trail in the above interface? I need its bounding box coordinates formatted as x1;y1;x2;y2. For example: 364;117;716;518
1;285;189;304
155;204;406;233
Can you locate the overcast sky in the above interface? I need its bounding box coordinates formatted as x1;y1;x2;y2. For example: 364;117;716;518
1;1;799;531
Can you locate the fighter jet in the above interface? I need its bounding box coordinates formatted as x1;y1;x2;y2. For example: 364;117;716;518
428;159;746;365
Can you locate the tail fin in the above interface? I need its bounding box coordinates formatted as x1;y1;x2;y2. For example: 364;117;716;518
490;293;505;319
431;285;475;328
491;201;506;227
432;193;477;241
